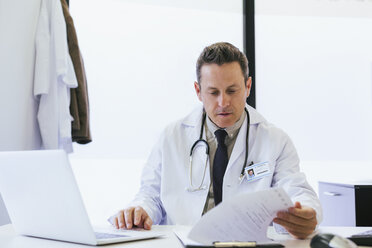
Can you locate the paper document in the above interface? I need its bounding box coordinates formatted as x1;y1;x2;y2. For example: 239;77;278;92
187;187;293;245
174;226;203;246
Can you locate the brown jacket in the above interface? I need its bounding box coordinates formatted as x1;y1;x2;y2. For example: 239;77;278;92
61;0;92;144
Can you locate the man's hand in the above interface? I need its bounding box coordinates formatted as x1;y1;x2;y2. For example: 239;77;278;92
113;206;153;230
273;202;317;239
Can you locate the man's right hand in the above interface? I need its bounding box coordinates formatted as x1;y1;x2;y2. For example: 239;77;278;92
113;206;153;230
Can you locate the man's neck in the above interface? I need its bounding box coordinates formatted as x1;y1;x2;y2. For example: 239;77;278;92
206;111;246;139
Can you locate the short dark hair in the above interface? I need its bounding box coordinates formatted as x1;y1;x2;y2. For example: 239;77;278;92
196;42;249;85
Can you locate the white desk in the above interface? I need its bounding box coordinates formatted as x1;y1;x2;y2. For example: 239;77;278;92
1;224;372;248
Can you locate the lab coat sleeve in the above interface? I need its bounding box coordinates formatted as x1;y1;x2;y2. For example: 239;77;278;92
128;135;166;225
271;132;323;225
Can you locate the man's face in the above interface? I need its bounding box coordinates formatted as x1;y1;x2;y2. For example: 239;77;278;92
194;62;251;128
248;170;253;175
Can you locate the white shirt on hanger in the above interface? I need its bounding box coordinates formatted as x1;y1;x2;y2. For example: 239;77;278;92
34;0;78;153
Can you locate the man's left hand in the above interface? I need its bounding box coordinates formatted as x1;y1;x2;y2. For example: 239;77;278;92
273;201;317;239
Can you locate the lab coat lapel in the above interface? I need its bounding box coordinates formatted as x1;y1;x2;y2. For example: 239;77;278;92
225;105;265;173
182;105;204;143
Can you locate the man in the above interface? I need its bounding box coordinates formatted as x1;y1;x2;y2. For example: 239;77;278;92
111;42;322;239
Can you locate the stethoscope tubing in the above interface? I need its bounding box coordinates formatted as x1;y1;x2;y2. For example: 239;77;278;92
187;108;250;192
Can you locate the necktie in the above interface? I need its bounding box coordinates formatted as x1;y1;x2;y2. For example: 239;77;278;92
213;129;228;205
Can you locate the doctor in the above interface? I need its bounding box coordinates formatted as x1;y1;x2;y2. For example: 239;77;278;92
112;42;322;239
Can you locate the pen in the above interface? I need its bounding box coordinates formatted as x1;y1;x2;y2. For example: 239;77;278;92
185;241;284;248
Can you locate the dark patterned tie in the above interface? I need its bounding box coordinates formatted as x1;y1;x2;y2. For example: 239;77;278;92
213;129;228;205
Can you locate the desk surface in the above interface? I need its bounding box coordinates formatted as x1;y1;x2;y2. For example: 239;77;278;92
1;224;372;248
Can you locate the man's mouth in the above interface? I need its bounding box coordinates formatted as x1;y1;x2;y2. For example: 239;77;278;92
217;112;231;116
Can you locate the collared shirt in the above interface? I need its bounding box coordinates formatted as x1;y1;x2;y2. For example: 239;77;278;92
202;110;246;214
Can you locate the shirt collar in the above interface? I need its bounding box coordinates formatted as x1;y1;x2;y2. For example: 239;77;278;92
206;110;246;140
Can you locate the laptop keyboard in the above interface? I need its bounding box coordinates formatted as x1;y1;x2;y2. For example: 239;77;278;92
95;232;128;240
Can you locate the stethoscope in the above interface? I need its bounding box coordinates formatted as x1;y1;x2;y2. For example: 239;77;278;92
187;108;251;192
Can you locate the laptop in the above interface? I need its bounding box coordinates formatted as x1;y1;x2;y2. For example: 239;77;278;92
0;149;160;245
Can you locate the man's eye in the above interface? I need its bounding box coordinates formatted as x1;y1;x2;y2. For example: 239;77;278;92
210;92;218;95
227;90;236;94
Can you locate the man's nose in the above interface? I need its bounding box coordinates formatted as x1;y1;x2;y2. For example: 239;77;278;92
218;93;230;107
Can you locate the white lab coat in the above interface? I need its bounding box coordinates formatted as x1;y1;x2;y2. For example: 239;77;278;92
34;0;78;153
130;104;322;226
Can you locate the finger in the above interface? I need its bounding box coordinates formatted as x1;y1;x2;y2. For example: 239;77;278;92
114;217;119;229
286;229;310;239
276;211;317;227
144;216;153;230
134;207;143;226
286;225;313;238
118;211;126;229
136;208;149;228
273;218;314;235
284;225;313;239
274;218;314;235
288;206;316;220
294;201;302;209
124;208;134;229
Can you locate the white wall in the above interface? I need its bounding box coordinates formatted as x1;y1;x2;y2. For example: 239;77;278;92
255;0;372;209
69;0;243;159
70;0;372;226
255;0;372;161
0;0;243;227
0;0;42;151
69;0;243;225
2;0;371;227
0;0;43;226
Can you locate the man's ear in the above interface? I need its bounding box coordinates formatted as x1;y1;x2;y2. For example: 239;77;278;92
194;81;202;102
245;77;252;98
